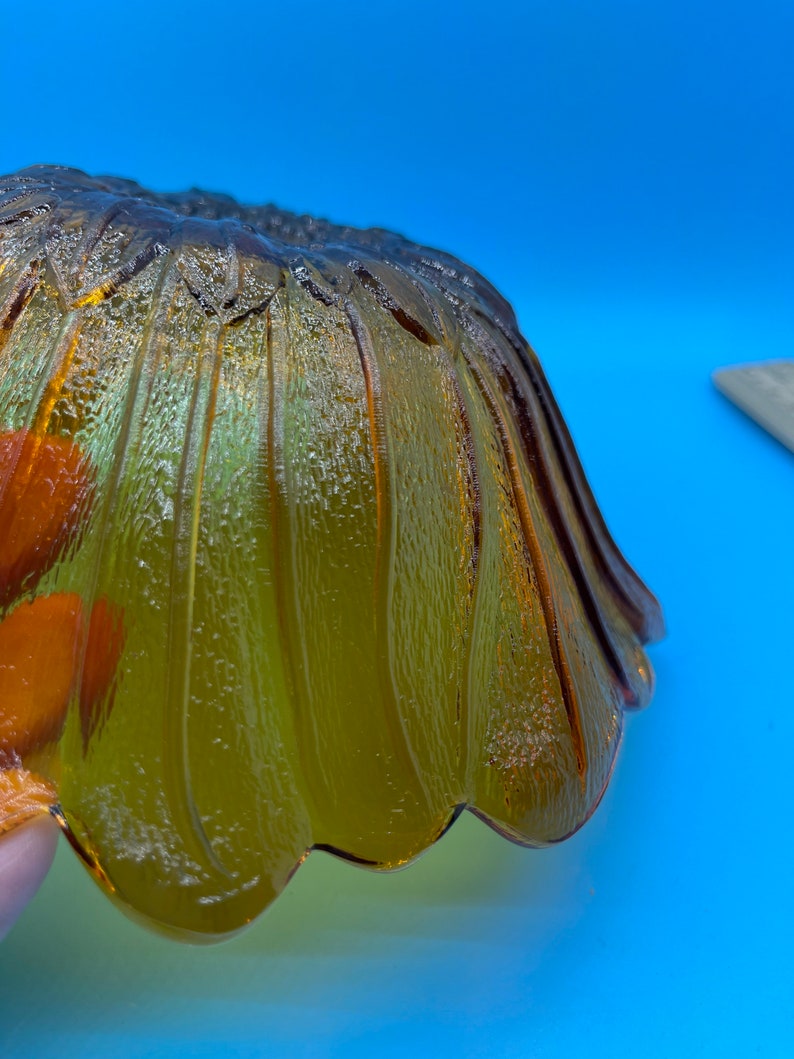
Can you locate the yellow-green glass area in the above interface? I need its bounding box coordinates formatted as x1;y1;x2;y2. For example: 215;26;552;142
0;168;662;938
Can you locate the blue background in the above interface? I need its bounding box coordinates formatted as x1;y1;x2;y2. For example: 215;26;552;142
1;1;793;1055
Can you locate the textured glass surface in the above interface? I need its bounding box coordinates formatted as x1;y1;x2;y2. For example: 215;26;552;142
0;166;662;939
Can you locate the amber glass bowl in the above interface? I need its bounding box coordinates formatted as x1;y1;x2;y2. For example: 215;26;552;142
0;166;662;939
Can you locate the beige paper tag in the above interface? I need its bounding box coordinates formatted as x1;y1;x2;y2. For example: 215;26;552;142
713;360;794;454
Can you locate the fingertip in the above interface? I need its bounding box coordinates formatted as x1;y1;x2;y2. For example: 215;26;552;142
0;815;59;941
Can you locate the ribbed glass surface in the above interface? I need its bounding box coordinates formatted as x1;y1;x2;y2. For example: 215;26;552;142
0;167;661;938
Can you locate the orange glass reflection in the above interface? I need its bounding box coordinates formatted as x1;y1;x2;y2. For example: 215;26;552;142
0;429;94;608
80;597;126;753
0;593;83;765
0;428;123;827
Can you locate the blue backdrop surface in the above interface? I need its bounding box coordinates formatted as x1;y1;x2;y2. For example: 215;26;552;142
1;1;792;1056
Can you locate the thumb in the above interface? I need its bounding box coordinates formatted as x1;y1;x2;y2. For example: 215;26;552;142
0;816;59;941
